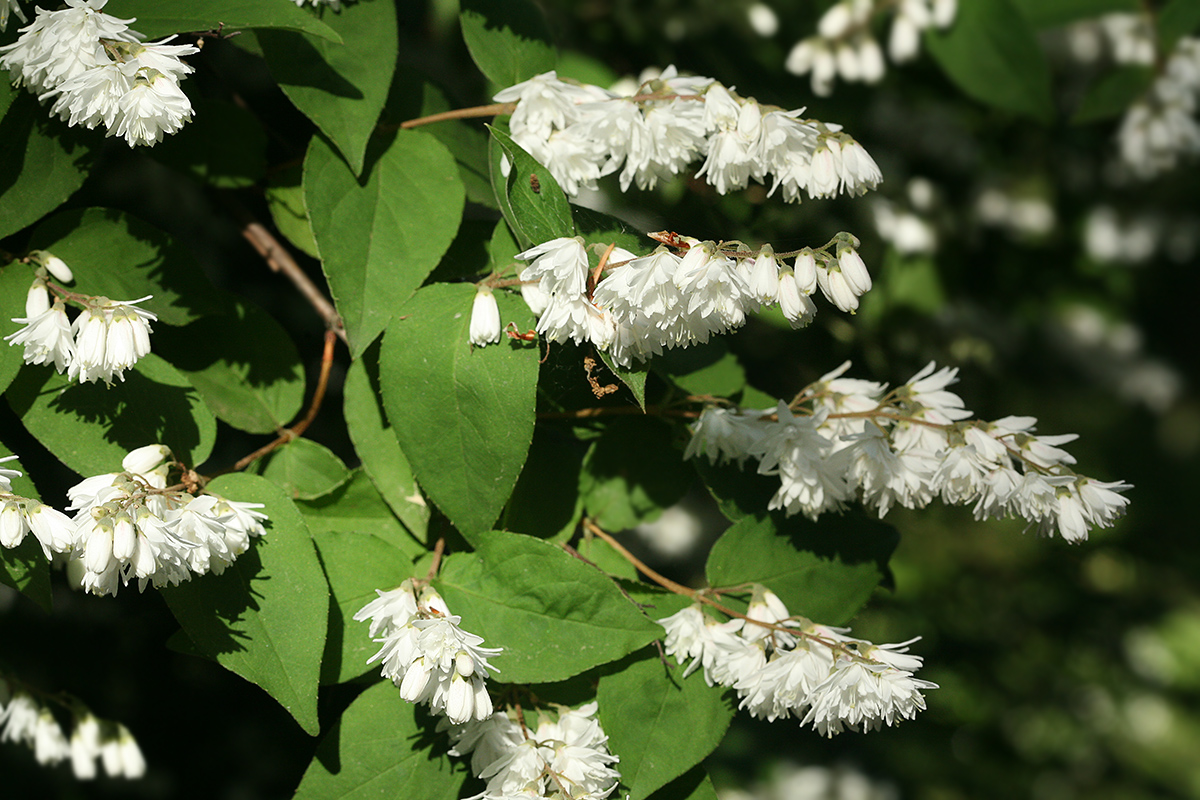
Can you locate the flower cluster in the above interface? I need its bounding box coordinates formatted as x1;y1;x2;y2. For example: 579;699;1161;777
354;580;501;725
659;589;936;736
0;0;198;146
5;270;157;386
442;702;621;800
1;446;268;596
0;680;145;779
1118;36;1200;178
495;68;881;202
498;232;871;367
684;361;1131;541
786;0;957;96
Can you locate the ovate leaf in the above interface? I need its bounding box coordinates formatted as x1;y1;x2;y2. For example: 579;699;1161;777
926;0;1054;123
112;0;342;42
379;284;538;540
312;529;422;684
260;0;398;174
257;437;352;501
581;417;692;532
488;125;575;249
305;129;464;357
294;681;465;800
435;530;663;684
705;514;897;625
343;343;430;540
28;207;229;326
6;354;217;476
0;96;93;240
161;473;329;736
154;301;305;434
1072;66;1155;125
597;652;734;800
297;469;425;553
0;260;34;396
460;0;556;88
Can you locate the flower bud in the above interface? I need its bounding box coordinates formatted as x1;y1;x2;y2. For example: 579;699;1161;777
122;444;172;475
469;287;501;347
31;250;74;283
25;280;51;317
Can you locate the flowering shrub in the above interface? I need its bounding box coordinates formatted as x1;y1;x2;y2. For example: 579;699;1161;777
1;0;1190;797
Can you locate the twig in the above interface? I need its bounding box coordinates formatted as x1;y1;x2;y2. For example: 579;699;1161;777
396;103;517;130
425;537;446;581
232;201;347;344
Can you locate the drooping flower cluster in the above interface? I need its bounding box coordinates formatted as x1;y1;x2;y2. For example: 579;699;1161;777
495;67;881;201
498;231;871;366
0;0;198;146
442;702;621;800
1118;36;1200;177
5;267;158;386
0;446;268;596
0;679;145;779
785;0;957;96
659;589;936;736
354;580;502;725
684;361;1131;541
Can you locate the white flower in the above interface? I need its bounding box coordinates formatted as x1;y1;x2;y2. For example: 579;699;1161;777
683;407;769;466
470;287;502;347
0;0;140;95
69;714;102;779
516;237;589;298
25;501;75;558
112;68;194;146
33;707;70;765
355;582;502;724
0;0;28;33
6;300;76;373
753;404;853;520
99;724;145;778
67;296;157;385
777;268;818;329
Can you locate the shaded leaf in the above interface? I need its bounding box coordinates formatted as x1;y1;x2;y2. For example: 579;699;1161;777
459;0;556;88
305;129;464;357
257;437;352;501
488;125;574;249
113;0;342;42
161;473;328;735
1072;66;1155;125
151;97;266;188
297;468;425;554
435;530;663;684
581;417;692;532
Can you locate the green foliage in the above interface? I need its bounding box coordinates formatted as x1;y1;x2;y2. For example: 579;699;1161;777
294;681;465;800
257;437;352;501
379;283;538;540
1010;0;1139;28
151;98;267;188
296;468;426;553
161;473;328;735
0;97;92;241
581;417;692;531
926;0;1055;123
259;0;398;175
598;652;734;800
305;128;465;356
435;530;664;684
1073;67;1156;125
0;260;32;395
459;0;557;88
488;125;576;248
113;0;343;42
6;354;217;475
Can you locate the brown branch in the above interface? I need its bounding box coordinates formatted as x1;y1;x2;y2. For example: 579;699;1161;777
425;537;446;581
397;102;517;130
221;329;338;474
234;203;347;344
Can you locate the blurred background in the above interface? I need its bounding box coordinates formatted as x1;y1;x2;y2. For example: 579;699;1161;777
2;0;1198;798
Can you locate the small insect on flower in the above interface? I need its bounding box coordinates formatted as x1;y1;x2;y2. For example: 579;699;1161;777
530;173;540;194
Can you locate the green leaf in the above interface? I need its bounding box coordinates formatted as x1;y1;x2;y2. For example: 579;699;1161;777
304;129;465;357
575;206;653;257
0;537;52;614
581;417;692;532
259;0;398;175
257;437;352;501
161;473;329;735
705;514;897;625
154;301;305;434
925;0;1055;123
598;651;734;800
648;768;721;800
408;76;496;209
0;259;34;396
28;207;229;326
1010;0;1138;28
297;468;425;554
0;96;93;240
0;79;14;122
435;530;663;684
502;426;587;540
574;533;640;581
488;125;575;249
112;0;343;42
265;163;320;259
344;344;431;540
652;340;746;399
1072;66;1155;125
294;681;465;800
311;529;422;684
459;0;556;88
150;97;266;188
6;354;217;476
598;351;649;409
378;284;539;541
1159;0;1200;51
